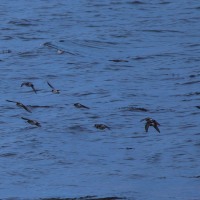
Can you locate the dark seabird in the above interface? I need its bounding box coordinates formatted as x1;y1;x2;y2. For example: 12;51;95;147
6;100;32;113
47;81;60;94
94;124;110;130
140;117;160;133
21;117;41;127
21;82;37;93
74;103;89;109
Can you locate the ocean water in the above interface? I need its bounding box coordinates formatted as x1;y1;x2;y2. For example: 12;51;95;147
0;0;200;199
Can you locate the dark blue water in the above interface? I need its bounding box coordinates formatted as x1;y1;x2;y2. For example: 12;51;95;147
1;1;200;199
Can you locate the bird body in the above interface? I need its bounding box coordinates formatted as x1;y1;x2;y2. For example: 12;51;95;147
74;103;89;109
6;100;31;113
47;81;60;94
94;124;110;130
21;117;41;127
141;117;160;133
21;82;37;93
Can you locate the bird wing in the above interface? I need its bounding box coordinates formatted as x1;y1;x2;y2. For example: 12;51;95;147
6;100;17;103
106;125;111;130
21;82;25;87
154;120;160;126
31;85;37;93
74;103;80;108
153;124;160;133
31;120;41;127
78;103;89;109
21;104;32;113
145;122;150;132
140;117;149;122
36;122;41;127
82;104;90;109
21;117;30;121
47;81;54;89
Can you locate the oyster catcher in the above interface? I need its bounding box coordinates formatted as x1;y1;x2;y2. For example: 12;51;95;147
21;117;41;127
6;100;32;113
21;82;37;93
47;81;60;94
140;117;160;133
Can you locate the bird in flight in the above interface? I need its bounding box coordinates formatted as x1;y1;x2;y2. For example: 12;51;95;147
74;103;89;109
21;117;41;127
6;100;32;113
140;117;160;133
21;82;37;93
94;124;110;130
47;81;60;94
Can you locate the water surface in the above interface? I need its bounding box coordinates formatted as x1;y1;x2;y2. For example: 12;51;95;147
0;1;200;200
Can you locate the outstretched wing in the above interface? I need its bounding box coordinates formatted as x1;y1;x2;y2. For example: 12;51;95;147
36;122;41;127
140;117;150;122
31;85;37;93
21;82;25;87
105;125;111;130
153;125;160;133
74;103;89;109
6;100;17;103
82;104;90;109
47;81;54;89
21;104;32;113
21;117;30;121
145;122;150;132
153;120;160;126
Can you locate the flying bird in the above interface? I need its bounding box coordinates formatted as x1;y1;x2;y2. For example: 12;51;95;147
74;103;89;109
94;124;110;130
6;100;32;113
21;117;41;127
21;82;37;93
47;81;60;94
140;117;160;133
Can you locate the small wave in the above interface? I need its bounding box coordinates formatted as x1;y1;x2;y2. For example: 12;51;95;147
159;1;171;4
17;51;38;58
28;105;52;108
0;152;17;157
139;29;183;34
120;106;149;112
8;19;37;26
183;92;200;96
182;80;200;85
133;55;154;60
182;175;200;179
39;196;124;200
109;59;129;63
127;1;146;5
0;49;12;54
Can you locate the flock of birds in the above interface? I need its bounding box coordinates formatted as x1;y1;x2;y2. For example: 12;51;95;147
6;81;161;133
